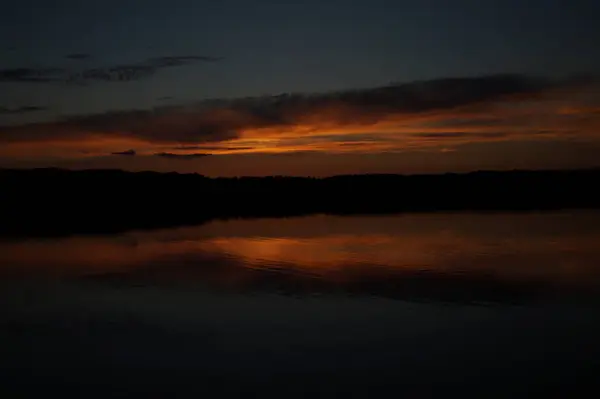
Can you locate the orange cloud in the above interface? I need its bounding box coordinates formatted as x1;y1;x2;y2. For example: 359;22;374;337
0;74;598;161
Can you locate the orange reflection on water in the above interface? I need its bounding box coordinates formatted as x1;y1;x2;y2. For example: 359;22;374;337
196;233;467;273
1;212;600;288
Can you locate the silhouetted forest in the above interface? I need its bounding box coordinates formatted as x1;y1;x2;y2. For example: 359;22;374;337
1;168;599;237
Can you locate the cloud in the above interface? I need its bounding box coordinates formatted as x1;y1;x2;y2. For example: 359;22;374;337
70;54;221;83
171;145;255;151
154;152;211;159
111;149;136;156
65;53;91;60
146;55;222;67
67;64;155;83
54;107;242;143
0;67;66;83
0;54;221;84
416;132;508;139
0;73;598;159
0;105;47;115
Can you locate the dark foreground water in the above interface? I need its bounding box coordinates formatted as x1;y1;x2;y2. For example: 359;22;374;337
2;211;600;397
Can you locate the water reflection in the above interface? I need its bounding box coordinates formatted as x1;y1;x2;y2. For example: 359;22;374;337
3;212;600;397
2;211;600;304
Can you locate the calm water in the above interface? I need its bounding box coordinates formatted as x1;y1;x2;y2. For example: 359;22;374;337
2;211;600;397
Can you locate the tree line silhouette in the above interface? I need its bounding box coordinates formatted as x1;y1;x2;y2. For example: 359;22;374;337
1;167;599;237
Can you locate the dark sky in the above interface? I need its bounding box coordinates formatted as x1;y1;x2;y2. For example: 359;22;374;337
1;0;599;175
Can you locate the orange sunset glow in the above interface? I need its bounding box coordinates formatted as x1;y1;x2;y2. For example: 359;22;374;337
1;74;599;175
4;2;600;396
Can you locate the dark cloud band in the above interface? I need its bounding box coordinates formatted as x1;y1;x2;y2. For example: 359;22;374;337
0;54;221;84
0;74;595;147
0;105;47;114
154;152;211;159
111;149;136;156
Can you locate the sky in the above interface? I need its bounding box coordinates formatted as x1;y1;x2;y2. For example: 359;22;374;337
1;0;599;176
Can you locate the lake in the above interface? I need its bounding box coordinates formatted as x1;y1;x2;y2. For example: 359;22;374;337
2;211;600;397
